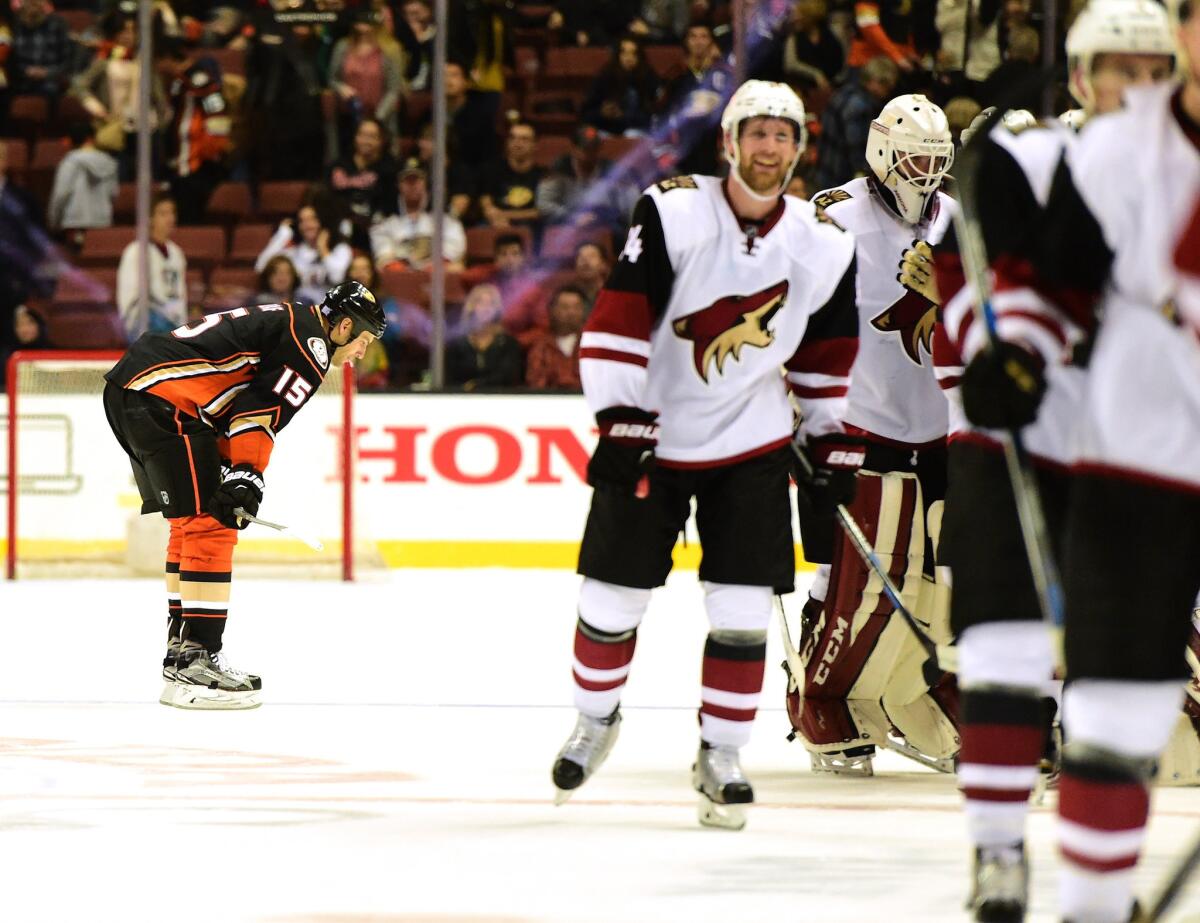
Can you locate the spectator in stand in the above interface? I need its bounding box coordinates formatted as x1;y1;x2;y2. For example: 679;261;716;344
47;121;118;244
465;0;514;99
627;0;692;44
0;304;51;380
117;193;188;340
978;24;1040;108
581;36;660;137
813;56;899;191
415;122;473;221
480;120;543;230
571;241;609;308
537;125;634;230
481;231;547;336
661;20;733;176
943;95;983;145
847;0;928;75
370;157;467;272
443;59;499;170
781;0;845;93
327;117;398;251
446;281;523;390
0;139;46;334
396;0;434;90
164;55;233;225
0;10;11;134
524;285;585;390
348;248;430;387
256;204;354;306
9;0;70;104
548;0;638;48
786;172;811;200
329;8;405;154
255;254;300;305
72;11;168;181
936;0;1002;98
243;22;324;181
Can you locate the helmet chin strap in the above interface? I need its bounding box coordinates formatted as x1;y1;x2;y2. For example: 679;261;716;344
729;166;786;203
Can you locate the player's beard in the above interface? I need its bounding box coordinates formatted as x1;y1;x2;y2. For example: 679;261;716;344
738;159;787;195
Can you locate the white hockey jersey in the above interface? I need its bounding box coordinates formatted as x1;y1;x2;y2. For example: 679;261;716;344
117;238;188;341
935;118;1087;466
580;174;859;466
814;178;955;446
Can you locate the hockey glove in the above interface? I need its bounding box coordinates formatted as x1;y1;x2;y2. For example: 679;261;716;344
960;340;1047;429
897;240;941;305
587;407;658;496
794;433;865;516
208;463;265;530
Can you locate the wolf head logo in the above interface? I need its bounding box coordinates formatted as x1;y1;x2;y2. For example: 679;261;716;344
673;280;789;383
870;290;937;366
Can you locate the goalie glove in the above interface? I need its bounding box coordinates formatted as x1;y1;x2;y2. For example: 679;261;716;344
208;463;265;530
794;433;865;515
897;240;940;306
587;407;658;496
960;340;1047;429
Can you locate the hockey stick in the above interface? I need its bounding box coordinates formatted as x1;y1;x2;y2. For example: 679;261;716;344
232;507;325;552
1143;831;1200;922
949;103;1065;628
790;440;954;683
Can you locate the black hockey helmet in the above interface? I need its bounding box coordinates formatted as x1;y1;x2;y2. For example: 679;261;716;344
320;281;386;340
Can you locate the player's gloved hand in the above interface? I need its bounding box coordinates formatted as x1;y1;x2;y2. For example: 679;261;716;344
961;340;1047;429
897;240;940;305
793;433;865;515
208;463;265;530
587;407;658;496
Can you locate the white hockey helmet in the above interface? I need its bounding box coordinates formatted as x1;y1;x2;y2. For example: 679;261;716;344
720;79;807;202
865;94;954;225
1066;0;1176;110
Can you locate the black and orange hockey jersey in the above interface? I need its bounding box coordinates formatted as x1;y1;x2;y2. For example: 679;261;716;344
105;302;333;472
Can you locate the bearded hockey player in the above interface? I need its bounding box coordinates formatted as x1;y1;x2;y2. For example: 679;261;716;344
926;2;1178;919
103;282;384;710
784;94;959;779
550;80;860;830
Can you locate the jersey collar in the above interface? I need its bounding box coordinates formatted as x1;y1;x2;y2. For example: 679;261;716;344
721;177;787;239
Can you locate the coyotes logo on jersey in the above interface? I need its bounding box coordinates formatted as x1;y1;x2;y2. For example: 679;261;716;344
672;280;789;383
870;289;936;366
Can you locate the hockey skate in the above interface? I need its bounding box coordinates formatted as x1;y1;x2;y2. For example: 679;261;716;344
552;709;621;804
885;734;956;773
162;637;181;682
968;844;1028;923
810;744;875;777
160;641;262;710
692;742;754;830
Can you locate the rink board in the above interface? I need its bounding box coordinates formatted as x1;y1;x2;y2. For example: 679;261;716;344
1;392;810;569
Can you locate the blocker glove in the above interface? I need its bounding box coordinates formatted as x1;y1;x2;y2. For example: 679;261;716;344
587;407;659;495
960;340;1047;429
794;433;865;515
208;463;265;530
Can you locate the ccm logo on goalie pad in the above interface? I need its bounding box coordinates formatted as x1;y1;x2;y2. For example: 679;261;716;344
812;615;849;686
825;450;865;467
607;422;659;440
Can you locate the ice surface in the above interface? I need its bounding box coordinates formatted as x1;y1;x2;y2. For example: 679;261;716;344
2;570;1199;922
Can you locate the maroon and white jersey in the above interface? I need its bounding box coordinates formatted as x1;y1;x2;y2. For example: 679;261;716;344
814;178;955;447
934;118;1088;466
580;174;859;466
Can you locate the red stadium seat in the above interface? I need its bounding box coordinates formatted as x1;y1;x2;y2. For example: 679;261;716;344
2;138;29;173
544;46;610;86
172;226;227;272
44;305;127;350
255;181;311;222
466;225;533;265
539;225;613;262
228;224;275;266
53;268;117;304
598;135;638;163
533;135;572;169
79;226;136;266
645;45;686;79
380;266;429;307
205;182;253;229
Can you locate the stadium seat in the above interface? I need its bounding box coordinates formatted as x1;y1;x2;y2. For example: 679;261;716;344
539;225;613;262
8;95;49;144
59;9;97;36
79;226;136;267
44;305;127;350
205;265;260;310
228;224;275;266
598;136;638;163
401;92;432;135
205;182;253;229
112;183;137;224
53;268;117;304
172;226;227;272
542;47;610;91
533;135;572;169
2;138;29;174
524;91;582;137
255;181;310;222
380;266;429;307
645;45;686;79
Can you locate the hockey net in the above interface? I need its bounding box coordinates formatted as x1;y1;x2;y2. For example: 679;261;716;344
4;350;383;580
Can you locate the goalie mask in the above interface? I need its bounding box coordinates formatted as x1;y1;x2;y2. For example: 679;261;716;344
720;80;807;203
1066;0;1176;111
866;94;954;226
320;281;386;340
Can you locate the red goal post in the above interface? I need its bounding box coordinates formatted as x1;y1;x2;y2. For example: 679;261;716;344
4;350;361;580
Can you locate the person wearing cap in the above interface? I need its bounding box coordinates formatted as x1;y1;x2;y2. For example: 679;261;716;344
369;157;466;273
535;124;637;229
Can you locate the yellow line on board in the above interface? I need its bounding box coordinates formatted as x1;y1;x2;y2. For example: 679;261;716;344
0;539;817;571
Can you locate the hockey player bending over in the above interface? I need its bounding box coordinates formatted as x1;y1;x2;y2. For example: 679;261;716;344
928;2;1178;918
103;282;385;710
551;80;860;829
785;94;959;778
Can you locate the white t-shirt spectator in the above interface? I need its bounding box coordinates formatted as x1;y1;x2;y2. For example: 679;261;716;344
255;223;353;305
117;239;188;340
370;210;466;271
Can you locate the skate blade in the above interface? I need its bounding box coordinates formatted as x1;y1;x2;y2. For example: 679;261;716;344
553;787;573;806
159;682;261;711
810;754;874;777
886;737;955;774
697;794;747;831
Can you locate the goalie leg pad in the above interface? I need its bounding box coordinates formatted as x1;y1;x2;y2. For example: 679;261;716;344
793;471;925;751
